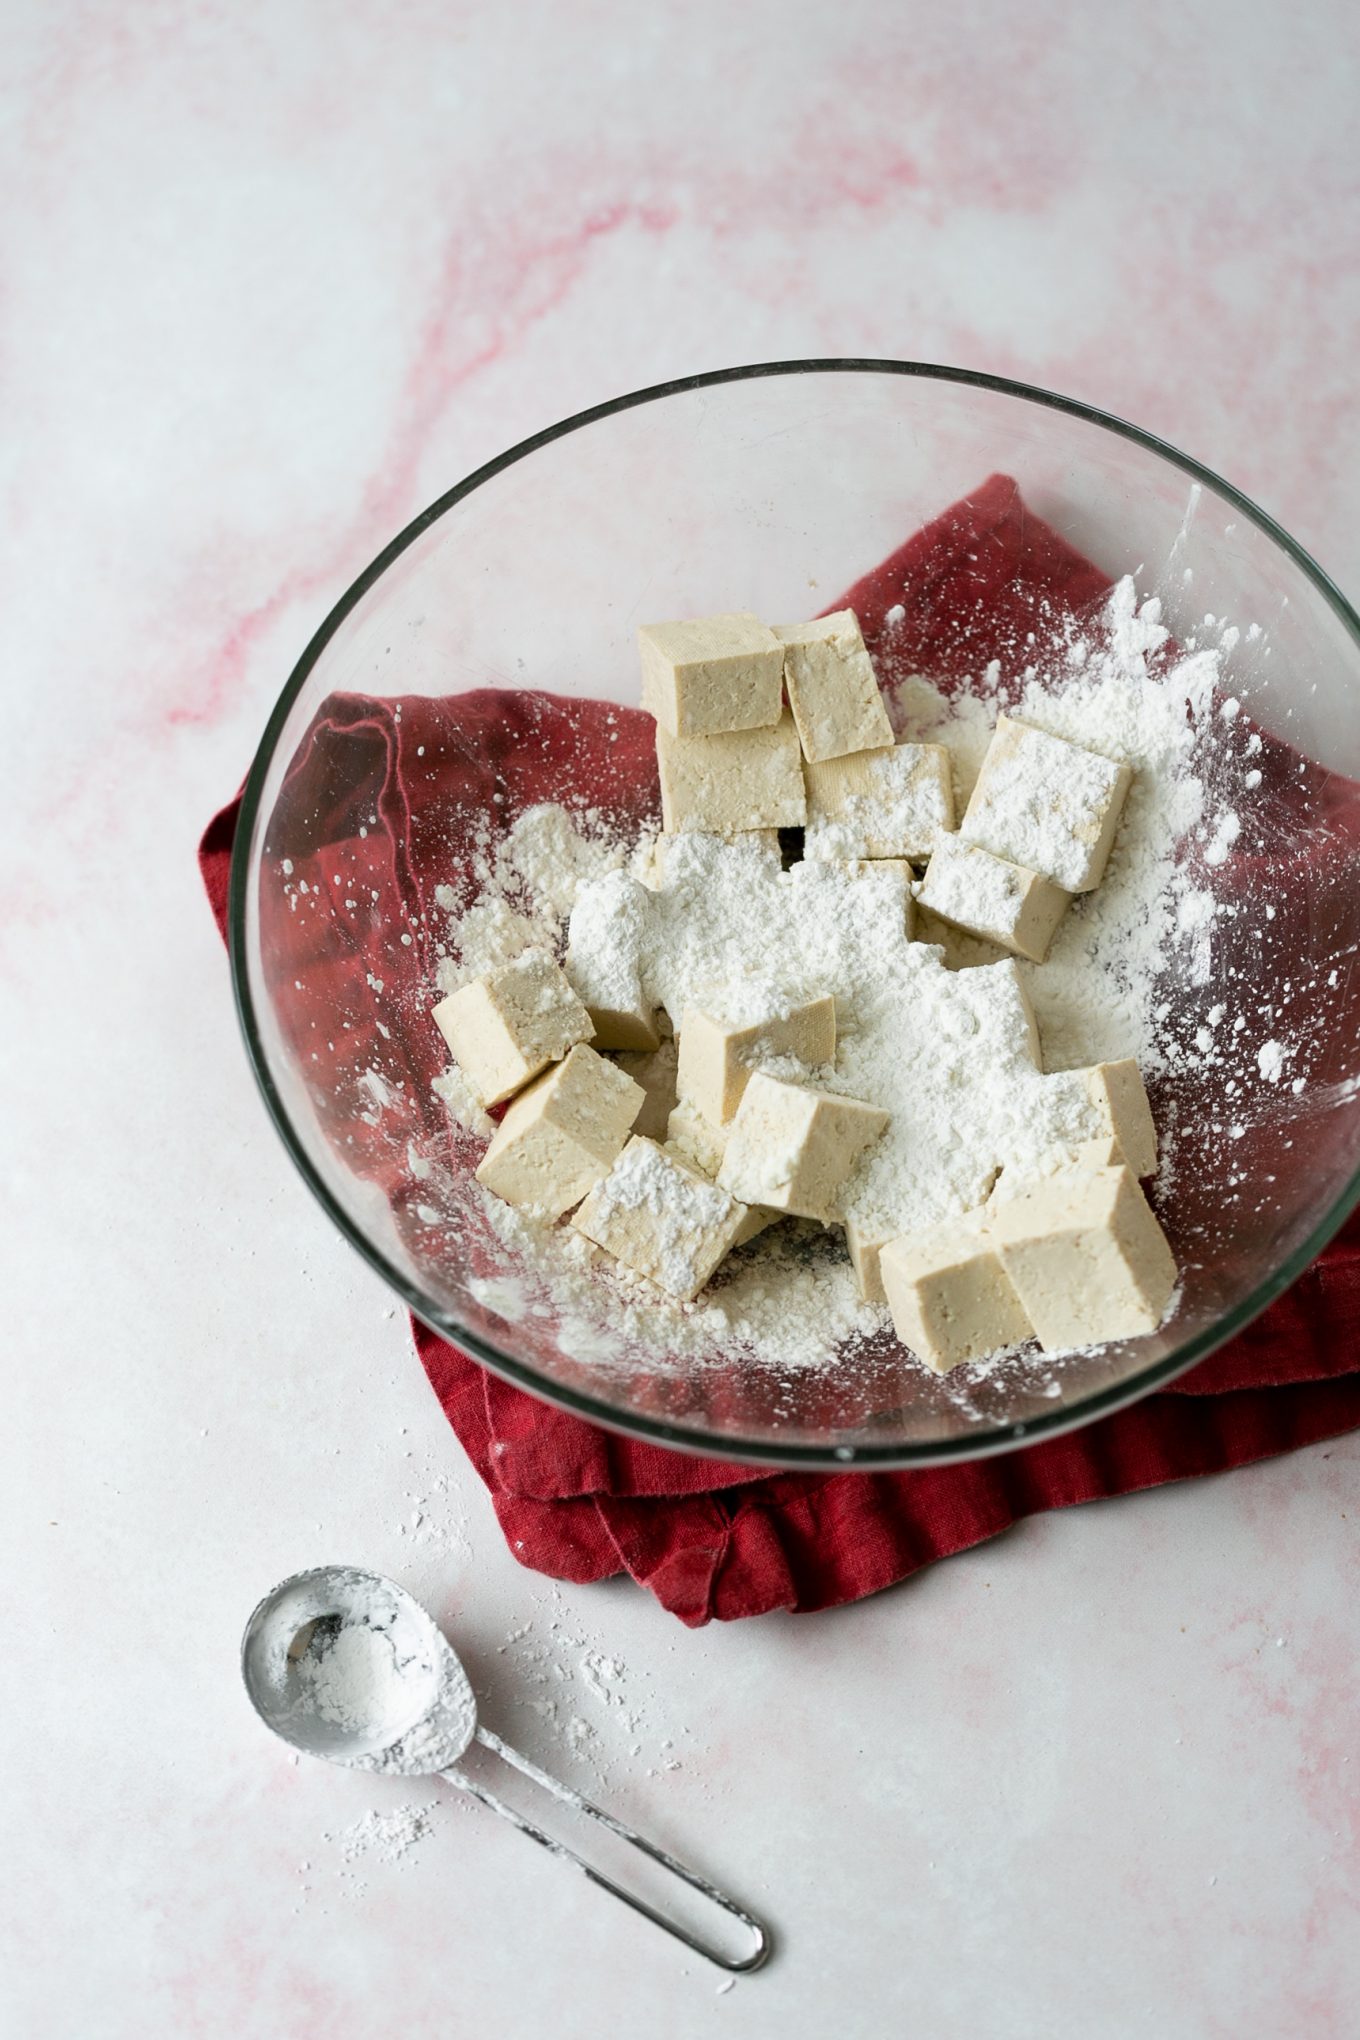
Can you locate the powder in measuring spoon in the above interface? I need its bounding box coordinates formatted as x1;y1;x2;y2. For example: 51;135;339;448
294;1617;412;1737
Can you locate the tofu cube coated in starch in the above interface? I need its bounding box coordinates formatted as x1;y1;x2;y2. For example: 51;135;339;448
665;1097;729;1177
664;1096;782;1245
880;1213;1034;1372
962;715;1132;893
475;1045;644;1218
803;742;955;858
718;1072;889;1222
565;870;660;1050
676;996;837;1127
989;1163;1177;1351
656;712;807;834
431;953;592;1107
999;1063;1158;1187
664;1101;782;1240
838;859;915;939
987;1134;1128;1206
572;1136;748;1300
639;828;782;888
639;612;785;737
773;610;894;762
916;837;1070;963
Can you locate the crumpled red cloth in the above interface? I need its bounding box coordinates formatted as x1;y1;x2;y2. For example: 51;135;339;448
201;473;1360;1626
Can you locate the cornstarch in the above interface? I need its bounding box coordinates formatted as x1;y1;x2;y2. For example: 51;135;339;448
426;578;1270;1380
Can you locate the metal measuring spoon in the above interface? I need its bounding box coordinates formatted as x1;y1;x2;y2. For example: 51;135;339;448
241;1565;771;1972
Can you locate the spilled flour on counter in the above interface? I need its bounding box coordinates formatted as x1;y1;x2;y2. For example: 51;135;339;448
301;1588;686;1909
334;1801;439;1868
422;578;1283;1383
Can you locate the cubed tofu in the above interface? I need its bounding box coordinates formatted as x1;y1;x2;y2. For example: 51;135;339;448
613;1037;678;1142
639;612;785;738
732;1204;782;1247
661;1097;779;1242
912;903;1009;969
717;1072;889;1222
838;858;915;940
565;870;660;1050
1007;1062;1158;1186
773;610;894;763
1074;1132;1127;1169
916;837;1071;963
431;952;592;1107
475;1045;644;1218
676;996;837;1127
880;1212;1034;1371
656;711;807;834
804;741;955;859
1077;1058;1159;1179
989;1163;1177;1351
664;1097;729;1177
986;1135;1128;1208
962;714;1132;893
844;1213;899;1305
572;1136;747;1300
638;828;782;888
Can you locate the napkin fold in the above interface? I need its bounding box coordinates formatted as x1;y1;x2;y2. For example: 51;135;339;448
201;473;1360;1627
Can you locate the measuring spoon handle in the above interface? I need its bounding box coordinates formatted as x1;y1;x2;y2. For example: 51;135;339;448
441;1725;771;1973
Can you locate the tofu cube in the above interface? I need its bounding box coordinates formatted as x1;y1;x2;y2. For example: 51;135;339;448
839;858;915;939
565;870;660;1050
987;1134;1128;1208
912;904;1009;969
661;1098;779;1243
732;1205;781;1247
432;952;592;1107
1010;1062;1158;1185
718;1072;889;1222
1009;962;1044;1067
639;612;785;738
804;741;955;859
676;996;837;1127
1077;1058;1159;1179
656;712;807;835
665;1097;729;1177
962;715;1132;892
1074;1133;1127;1169
880;1212;1034;1371
844;1214;899;1305
989;1163;1177;1351
475;1045;644;1218
613;1038;678;1142
773;610;894;763
916;837;1071;963
638;828;782;888
572;1136;747;1300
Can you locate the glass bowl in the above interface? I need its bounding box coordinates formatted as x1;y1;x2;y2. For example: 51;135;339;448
229;361;1360;1469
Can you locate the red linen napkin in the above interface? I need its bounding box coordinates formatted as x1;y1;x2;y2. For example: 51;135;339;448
201;474;1360;1626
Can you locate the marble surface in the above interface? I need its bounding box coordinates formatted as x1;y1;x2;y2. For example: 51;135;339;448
6;4;1360;2034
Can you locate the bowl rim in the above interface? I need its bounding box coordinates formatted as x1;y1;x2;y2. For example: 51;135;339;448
228;356;1360;1470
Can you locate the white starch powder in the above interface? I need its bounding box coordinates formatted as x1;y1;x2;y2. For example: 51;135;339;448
425;578;1289;1382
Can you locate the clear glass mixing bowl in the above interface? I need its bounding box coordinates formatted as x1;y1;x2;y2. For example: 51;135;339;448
229;362;1360;1468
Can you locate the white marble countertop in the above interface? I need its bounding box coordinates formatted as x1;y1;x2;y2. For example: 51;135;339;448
7;4;1360;2034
